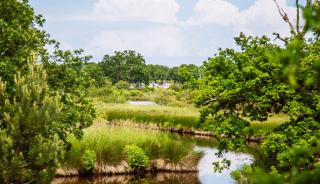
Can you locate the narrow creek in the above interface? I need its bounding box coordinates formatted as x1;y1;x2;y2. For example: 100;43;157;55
52;101;253;184
52;134;253;184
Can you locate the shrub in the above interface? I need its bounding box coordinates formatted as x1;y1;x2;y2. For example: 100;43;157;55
82;150;96;171
115;80;130;90
125;145;149;170
154;89;176;105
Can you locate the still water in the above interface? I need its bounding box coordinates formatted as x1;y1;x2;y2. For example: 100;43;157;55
127;101;157;106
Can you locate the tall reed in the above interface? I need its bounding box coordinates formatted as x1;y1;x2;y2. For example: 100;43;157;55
64;122;199;167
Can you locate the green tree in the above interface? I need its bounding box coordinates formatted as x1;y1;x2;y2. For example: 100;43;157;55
146;64;169;83
168;66;183;83
0;0;95;182
0;0;47;95
99;50;148;84
196;1;320;182
0;63;63;183
42;48;96;142
82;62;108;87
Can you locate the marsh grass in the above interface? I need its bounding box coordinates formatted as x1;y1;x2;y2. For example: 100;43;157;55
64;123;198;168
93;101;200;129
92;98;288;135
249;113;289;134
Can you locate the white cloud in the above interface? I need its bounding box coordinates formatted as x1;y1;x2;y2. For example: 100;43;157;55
187;0;239;26
43;0;298;65
187;0;296;38
86;26;189;59
236;0;296;37
93;0;180;23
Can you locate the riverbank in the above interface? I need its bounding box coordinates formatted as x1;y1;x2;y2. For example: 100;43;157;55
94;100;200;129
94;101;289;135
60;122;203;176
56;158;198;177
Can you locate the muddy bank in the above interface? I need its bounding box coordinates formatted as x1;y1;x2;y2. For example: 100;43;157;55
56;159;198;177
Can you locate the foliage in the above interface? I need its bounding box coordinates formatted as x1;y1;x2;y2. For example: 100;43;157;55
81;150;96;172
231;164;253;184
0;0;47;94
0;0;95;182
115;80;130;90
168;66;184;83
82;62;109;87
0;63;63;184
196;1;320;183
146;64;169;82
99;50;148;84
43;48;96;143
125;145;149;170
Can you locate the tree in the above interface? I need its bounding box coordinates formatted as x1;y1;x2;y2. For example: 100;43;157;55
99;50;148;84
42;48;96;142
82;62;108;87
0;0;95;182
168;66;183;83
196;34;283;148
146;64;169;83
0;0;47;95
196;1;320;182
0;63;63;183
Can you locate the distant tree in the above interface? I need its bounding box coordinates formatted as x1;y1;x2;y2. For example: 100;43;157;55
146;64;169;83
168;66;183;83
99;50;148;84
178;64;200;81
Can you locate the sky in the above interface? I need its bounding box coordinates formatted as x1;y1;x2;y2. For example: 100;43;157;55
29;0;297;66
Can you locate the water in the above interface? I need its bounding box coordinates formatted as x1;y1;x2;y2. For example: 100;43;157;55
52;132;253;184
196;147;253;184
127;101;157;106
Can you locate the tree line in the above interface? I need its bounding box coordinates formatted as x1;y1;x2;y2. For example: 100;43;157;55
86;50;203;86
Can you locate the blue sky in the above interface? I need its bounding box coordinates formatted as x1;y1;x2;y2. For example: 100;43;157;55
30;0;296;66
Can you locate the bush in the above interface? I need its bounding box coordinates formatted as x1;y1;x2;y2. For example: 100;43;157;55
154;89;176;105
82;150;96;171
115;80;130;90
125;145;149;170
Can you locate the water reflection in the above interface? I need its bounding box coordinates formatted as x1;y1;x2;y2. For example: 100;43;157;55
52;173;200;184
196;147;253;184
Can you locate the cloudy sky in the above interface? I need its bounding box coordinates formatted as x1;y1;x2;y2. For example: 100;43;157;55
30;0;297;66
